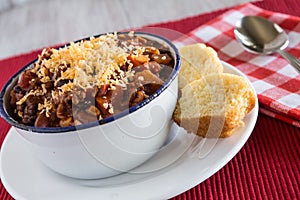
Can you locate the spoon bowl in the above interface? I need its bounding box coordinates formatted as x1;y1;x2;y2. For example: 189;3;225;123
234;16;300;72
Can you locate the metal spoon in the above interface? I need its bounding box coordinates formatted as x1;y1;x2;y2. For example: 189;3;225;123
234;15;300;72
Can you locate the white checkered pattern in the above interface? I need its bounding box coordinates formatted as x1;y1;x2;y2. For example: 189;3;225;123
194;26;221;42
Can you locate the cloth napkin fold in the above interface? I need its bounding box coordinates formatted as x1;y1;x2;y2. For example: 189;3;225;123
175;3;300;128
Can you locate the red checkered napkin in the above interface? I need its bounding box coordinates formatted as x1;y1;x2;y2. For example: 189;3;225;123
176;3;300;127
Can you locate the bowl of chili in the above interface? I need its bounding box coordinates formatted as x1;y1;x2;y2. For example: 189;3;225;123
0;31;180;179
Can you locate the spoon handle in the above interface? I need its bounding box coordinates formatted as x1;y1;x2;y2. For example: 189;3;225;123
278;50;300;72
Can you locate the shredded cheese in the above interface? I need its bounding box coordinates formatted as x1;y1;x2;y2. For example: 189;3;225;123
16;32;145;116
38;98;53;117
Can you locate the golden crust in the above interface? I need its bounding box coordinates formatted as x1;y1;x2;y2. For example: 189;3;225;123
173;73;256;138
178;43;223;89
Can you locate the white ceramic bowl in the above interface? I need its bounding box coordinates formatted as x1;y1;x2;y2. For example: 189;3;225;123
0;32;180;179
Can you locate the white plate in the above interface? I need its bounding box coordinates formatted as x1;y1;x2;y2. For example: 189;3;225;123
0;62;258;200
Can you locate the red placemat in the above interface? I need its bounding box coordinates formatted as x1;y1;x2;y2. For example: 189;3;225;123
0;0;299;199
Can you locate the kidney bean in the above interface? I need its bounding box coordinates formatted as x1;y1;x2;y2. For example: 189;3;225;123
18;71;34;90
34;112;51;127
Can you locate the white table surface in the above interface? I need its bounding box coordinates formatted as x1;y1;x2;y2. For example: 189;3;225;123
0;0;255;59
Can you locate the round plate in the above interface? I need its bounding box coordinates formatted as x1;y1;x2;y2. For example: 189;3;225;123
0;62;258;200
